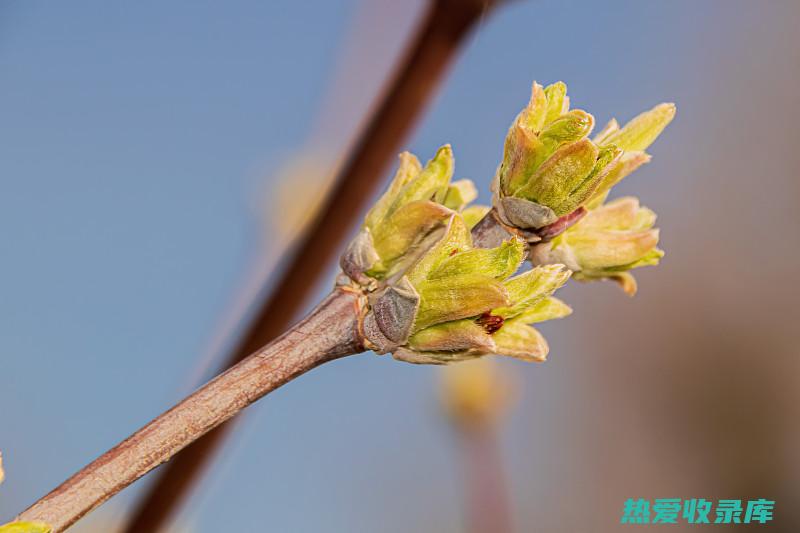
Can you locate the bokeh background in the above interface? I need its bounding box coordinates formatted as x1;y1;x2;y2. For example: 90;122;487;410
1;0;798;531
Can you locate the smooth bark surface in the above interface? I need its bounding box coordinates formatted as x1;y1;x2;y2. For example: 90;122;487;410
18;289;364;532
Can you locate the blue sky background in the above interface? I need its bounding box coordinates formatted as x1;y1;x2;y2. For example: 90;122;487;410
2;1;799;531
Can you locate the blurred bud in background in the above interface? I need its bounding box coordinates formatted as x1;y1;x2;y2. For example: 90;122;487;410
267;152;339;245
440;358;518;533
440;357;515;431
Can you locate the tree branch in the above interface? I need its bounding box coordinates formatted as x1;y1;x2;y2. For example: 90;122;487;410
17;289;365;532
121;1;503;531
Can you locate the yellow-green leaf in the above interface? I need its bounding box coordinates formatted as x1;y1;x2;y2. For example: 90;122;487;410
543;81;568;124
371;200;452;266
428;238;525;281
587;151;651;207
501;122;546;195
407;214;471;286
566;228;660;271
521;81;548;132
551;143;621;215
364;151;421;230
515;296;573;324
517;139;599;210
388;145;453;214
494;264;570;319
540;110;594;151
579;196;656;231
408;319;496;352
414;275;509;331
603;102;676;152
461;205;491;229
443;179;478;211
493;321;549;362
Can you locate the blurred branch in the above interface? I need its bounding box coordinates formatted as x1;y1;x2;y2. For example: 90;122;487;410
441;358;515;533
17;289;364;532
123;0;505;531
459;427;513;533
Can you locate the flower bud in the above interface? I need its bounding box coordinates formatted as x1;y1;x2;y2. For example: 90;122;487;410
493;82;675;235
370;200;452;273
343;146;574;366
347;146;457;279
529;197;663;295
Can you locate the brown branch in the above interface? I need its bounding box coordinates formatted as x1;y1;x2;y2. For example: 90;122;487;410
17;289;365;532
458;425;513;533
121;1;503;531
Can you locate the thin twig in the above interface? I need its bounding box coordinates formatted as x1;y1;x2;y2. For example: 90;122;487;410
122;1;501;531
17;289;365;532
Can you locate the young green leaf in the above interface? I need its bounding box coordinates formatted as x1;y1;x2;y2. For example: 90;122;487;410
517;139;599;210
603;103;676;152
407;214;471;286
371;200;452;266
443;179;478;211
492;321;549;362
461;205;491;229
514;296;573;324
388;145;453;214
494;264;571;319
414;275;509;331
543;81;568;124
540;110;595;151
565;228;659;271
364;151;422;231
428;238;525;281
521;81;548;132
408;319;496;352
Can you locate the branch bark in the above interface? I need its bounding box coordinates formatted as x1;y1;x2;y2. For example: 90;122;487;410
17;289;365;532
121;1;503;531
